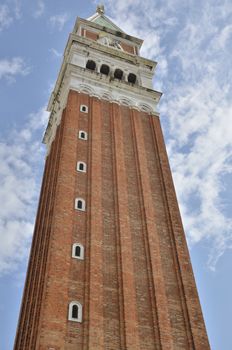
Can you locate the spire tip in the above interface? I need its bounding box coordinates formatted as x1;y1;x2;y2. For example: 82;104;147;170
96;4;105;15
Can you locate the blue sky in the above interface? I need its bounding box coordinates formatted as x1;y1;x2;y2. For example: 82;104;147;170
0;0;232;349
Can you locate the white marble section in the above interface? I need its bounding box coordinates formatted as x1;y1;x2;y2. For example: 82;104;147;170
44;31;161;153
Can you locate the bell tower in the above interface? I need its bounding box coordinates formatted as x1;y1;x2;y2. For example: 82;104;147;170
14;6;210;350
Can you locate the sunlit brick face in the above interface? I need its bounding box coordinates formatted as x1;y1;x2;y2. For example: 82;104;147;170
14;7;210;349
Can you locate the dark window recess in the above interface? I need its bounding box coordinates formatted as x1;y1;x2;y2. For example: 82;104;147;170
79;163;84;171
100;64;110;75
86;60;96;71
128;73;137;84
72;305;78;319
81;106;87;112
77;200;83;209
75;246;81;257
114;69;123;80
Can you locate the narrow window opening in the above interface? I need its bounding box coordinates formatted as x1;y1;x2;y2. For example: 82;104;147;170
75;245;81;257
72;305;78;319
79;130;88;140
72;243;84;260
77;161;87;172
75;198;86;211
128;73;137;84
68;301;83;322
114;68;123;80
86;60;96;71
80;105;88;113
100;64;110;75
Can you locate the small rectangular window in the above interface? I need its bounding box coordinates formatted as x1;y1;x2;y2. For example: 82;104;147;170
77;161;87;173
80;105;88;113
72;243;84;260
68;301;83;322
78;130;88;140
75;198;86;211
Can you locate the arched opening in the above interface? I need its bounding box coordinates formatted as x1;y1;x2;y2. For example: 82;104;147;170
128;73;137;84
79;130;88;140
75;245;81;257
139;104;152;112
77;162;86;172
72;304;78;319
114;68;123;80
100;64;110;75
68;301;83;322
80;105;88;113
72;243;84;260
75;198;86;211
86;60;96;71
77;200;83;209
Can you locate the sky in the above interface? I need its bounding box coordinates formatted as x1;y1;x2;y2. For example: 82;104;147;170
0;0;232;349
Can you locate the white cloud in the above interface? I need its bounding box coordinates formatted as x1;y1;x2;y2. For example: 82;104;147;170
0;57;30;82
165;78;232;270
0;4;13;31
14;0;22;19
216;24;232;49
0;106;49;275
49;13;69;31
0;1;23;30
28;106;50;131
34;0;45;18
50;48;62;58
104;0;232;269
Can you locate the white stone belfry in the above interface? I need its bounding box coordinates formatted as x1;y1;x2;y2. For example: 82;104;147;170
44;8;161;152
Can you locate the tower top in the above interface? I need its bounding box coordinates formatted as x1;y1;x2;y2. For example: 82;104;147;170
96;4;105;15
44;7;161;146
87;5;124;33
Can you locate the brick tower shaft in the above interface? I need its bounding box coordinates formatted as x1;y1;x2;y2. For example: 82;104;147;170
14;7;210;350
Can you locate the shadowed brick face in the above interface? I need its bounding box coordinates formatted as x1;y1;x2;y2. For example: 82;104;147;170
14;90;210;349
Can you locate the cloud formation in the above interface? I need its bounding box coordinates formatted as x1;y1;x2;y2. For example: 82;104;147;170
34;0;45;18
14;0;22;19
50;48;62;58
49;13;69;31
0;107;49;275
0;4;13;31
105;0;232;269
0;57;30;82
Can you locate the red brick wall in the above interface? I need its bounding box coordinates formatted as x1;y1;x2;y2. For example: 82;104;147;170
14;110;65;349
85;30;98;41
120;43;135;54
14;90;210;350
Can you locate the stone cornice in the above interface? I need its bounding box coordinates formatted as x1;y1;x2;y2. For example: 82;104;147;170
44;63;162;148
47;62;161;114
65;33;156;69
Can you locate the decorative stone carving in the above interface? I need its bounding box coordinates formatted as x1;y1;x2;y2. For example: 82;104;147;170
97;33;123;51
